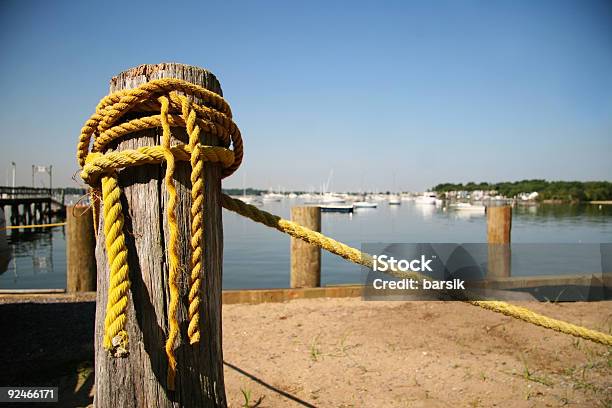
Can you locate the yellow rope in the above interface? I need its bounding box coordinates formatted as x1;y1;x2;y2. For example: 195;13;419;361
1;222;66;230
183;95;204;345
101;174;130;355
160;95;181;389
81;145;234;185
78;79;242;389
77;77;612;391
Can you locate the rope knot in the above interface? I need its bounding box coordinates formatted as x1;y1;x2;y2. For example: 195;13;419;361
77;78;243;389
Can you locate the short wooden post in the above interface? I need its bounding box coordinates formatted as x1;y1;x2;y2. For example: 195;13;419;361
487;206;512;278
66;205;96;292
93;63;226;407
291;206;321;288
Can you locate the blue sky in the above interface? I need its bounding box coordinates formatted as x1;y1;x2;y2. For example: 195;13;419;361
0;0;610;191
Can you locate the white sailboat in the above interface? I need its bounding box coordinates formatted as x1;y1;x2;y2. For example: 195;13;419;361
388;173;401;205
321;193;345;203
237;174;259;205
262;192;283;202
388;195;401;205
449;202;486;213
415;192;438;205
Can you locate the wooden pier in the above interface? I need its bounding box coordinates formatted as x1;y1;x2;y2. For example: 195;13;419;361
0;186;75;227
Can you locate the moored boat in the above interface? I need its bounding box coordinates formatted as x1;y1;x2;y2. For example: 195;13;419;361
262;192;283;202
320;204;354;213
449;202;486;213
321;193;345;204
353;201;377;208
415;192;437;205
388;195;401;205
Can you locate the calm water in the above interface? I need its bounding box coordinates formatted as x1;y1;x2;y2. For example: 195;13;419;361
1;201;611;290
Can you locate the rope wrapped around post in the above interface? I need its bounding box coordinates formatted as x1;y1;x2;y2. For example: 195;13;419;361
78;78;612;392
78;78;242;388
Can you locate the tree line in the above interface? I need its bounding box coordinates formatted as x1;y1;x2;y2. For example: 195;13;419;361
432;179;612;202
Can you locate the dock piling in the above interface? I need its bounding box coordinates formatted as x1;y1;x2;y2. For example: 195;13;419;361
92;63;226;406
291;206;321;288
487;205;512;278
66;205;96;292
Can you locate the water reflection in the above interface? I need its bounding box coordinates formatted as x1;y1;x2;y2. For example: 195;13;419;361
414;203;436;219
514;203;612;220
448;209;484;221
0;227;65;289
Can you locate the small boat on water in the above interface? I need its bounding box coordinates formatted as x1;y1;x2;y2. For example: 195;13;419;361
262;192;283;202
321;193;345;204
370;194;388;202
320;204;354;213
388;195;401;205
353;201;377;208
449;202;486;213
239;195;261;205
415;192;438;205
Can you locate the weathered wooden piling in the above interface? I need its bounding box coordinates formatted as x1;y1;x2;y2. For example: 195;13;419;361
66;205;96;292
291;206;321;288
487;205;512;278
93;63;226;407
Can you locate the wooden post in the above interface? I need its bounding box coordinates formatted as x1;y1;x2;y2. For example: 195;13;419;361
10;204;17;226
93;64;226;406
487;206;512;278
24;204;32;226
66;205;96;292
46;199;52;223
291;206;321;288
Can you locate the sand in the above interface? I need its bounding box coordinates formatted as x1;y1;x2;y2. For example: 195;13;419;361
0;297;610;407
222;298;611;407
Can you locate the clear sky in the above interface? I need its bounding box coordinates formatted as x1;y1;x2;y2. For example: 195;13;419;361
0;0;610;192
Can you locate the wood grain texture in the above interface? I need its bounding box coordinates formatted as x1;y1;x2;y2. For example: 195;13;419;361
290;206;321;288
93;63;226;407
66;205;96;292
487;206;512;278
487;206;512;244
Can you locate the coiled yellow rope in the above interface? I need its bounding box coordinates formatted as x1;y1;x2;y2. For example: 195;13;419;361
79;78;242;389
78;77;612;391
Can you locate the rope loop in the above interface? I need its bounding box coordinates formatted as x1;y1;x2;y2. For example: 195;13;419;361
78;78;242;389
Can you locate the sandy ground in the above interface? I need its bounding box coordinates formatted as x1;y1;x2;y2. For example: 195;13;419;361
222;299;612;408
0;297;610;407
